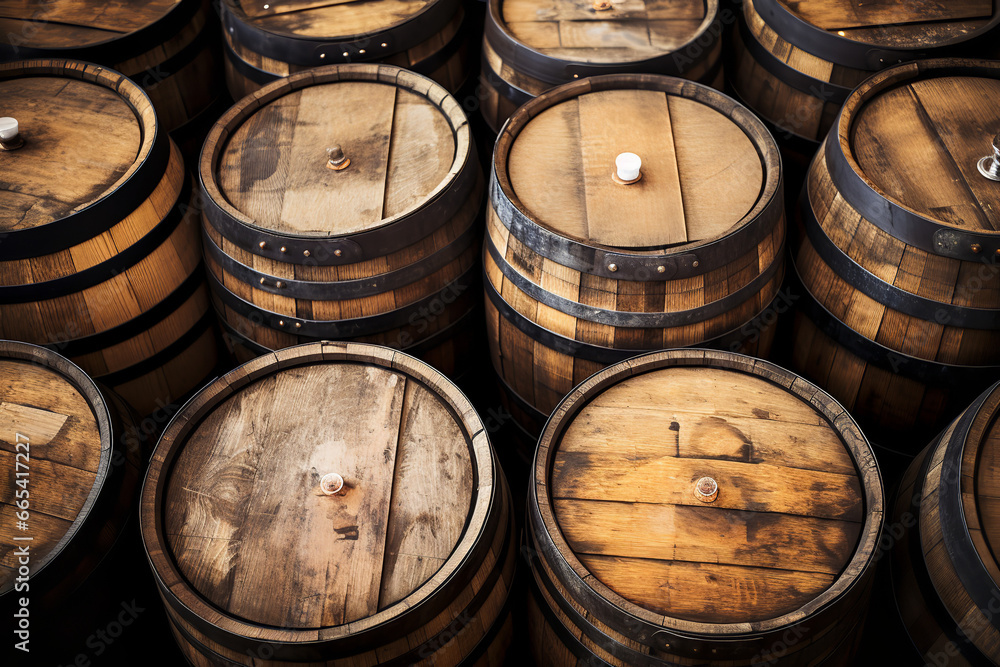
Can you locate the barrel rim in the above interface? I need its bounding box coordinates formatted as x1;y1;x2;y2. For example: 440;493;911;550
198;63;476;262
529;348;884;648
484;0;721;82
139;341;501;648
0;58;169;260
826;59;1000;262
0;340;116;598
492;73;784;281
751;0;1000;71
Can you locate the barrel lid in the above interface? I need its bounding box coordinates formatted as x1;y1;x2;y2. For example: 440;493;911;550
837;62;1000;234
224;0;445;39
496;0;716;64
533;350;882;630
208;65;468;239
499;77;771;249
0;69;143;231
144;342;494;637
757;0;997;50
0;341;112;596
0;0;185;49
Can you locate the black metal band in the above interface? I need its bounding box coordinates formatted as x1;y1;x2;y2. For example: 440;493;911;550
206;263;477;339
0;78;171;261
489;162;783;282
525;564;614;667
753;0;1000;72
203;215;479;300
44;262;206;358
220;0;460;67
790;257;1000;386
824;66;1000;261
95;309;215;387
895;436;996;667
482;0;721;86
0;0;202;65
200;149;480;267
0;177;193;303
487;235;785;329
406;7;468;79
798;192;1000;330
736;16;850;105
936;388;1000;638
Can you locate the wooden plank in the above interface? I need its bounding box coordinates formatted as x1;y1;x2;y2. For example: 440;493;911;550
0;0;176;33
779;0;991;31
252;0;432;38
668;95;763;241
578;88;687;247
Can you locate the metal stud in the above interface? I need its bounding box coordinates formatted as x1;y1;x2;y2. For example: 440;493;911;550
607;263;618;272
280;246;287;253
656;265;666;274
294;322;302;329
259;277;266;285
972;243;983;254
275;281;285;289
259;241;267;249
334;249;343;257
303;250;311;257
692;260;700;268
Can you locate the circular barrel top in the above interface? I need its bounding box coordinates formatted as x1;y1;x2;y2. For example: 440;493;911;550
204;64;470;238
142;342;496;639
835;60;1000;234
532;350;882;630
760;0;998;50
494;0;717;64
0;0;185;49
496;75;777;250
0;61;153;232
0;341;111;596
223;0;447;40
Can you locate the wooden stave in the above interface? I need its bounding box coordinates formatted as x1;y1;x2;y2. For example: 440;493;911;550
891;381;1000;664
0;0;224;137
219;0;470;99
786;60;1000;437
728;0;1000;148
0;60;218;416
140;342;514;664
0;341;141;613
527;349;884;663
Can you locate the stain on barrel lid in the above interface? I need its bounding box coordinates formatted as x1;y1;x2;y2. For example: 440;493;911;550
539;355;875;624
225;0;446;38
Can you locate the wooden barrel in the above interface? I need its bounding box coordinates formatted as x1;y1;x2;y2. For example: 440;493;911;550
220;0;470;102
729;0;1000;155
201;64;482;380
0;0;225;157
480;0;725;134
0;59;219;417
527;348;883;666
0;340;142;662
486;73;786;435
789;59;1000;441
891;379;1000;664
140;341;515;666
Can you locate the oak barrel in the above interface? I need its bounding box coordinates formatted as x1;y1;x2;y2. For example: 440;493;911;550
486;73;786;435
220;0;470;101
0;59;219;417
201;64;482;379
526;348;883;666
480;0;725;133
729;0;1000;154
0;340;142;661
0;0;226;157
140;341;515;666
789;58;1000;441
891;379;1000;664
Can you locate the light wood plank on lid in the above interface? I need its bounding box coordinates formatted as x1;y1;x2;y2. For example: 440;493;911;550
500;0;706;63
162;361;473;628
0;77;140;231
244;0;436;38
550;366;864;624
0;359;100;594
0;0;179;45
217;82;455;236
777;0;992;32
849;75;1000;232
507;87;763;247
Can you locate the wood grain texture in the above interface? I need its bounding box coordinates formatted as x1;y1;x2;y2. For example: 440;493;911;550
0;76;140;229
0;0;178;43
779;0;991;33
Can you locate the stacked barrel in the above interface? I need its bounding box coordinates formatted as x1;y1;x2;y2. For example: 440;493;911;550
486;73;785;438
